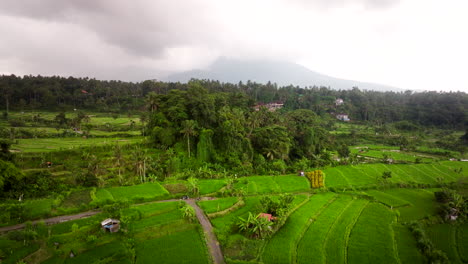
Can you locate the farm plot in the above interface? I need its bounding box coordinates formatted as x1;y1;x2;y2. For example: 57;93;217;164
380;189;438;222
352;149;433;163
60;189;92;209
296;195;353;264
132;209;183;232
324;199;369;264
324;166;375;188
347;203;399;264
64;241;132;264
51;213;104;235
262;193;337;263
0;238;40;264
457;224;468;263
198;179;227;195
324;163;464;189
22;198;54;219
233;175;310;195
198;197;239;214
94;182;169;203
11;137;144;152
126;201;179;218
135;228;210;264
394;224;425;264
426;224;462;264
211;197;261;236
365;190;411;207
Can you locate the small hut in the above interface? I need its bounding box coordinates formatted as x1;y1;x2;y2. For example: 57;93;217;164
258;213;276;222
101;218;120;233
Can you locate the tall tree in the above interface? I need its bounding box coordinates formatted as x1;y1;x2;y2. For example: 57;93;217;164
180;120;198;158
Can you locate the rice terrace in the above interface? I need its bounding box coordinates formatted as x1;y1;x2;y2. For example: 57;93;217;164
0;77;466;264
0;2;468;263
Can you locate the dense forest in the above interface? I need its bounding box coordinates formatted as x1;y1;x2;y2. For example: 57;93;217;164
1;75;466;128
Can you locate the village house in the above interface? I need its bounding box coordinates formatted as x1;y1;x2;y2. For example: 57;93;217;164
253;101;284;112
336;114;350;122
335;98;344;106
101;218;120;233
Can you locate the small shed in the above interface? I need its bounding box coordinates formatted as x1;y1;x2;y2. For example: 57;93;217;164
101;218;120;233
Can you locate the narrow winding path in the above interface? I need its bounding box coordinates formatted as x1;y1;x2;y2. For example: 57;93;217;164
186;199;225;264
0;198;225;264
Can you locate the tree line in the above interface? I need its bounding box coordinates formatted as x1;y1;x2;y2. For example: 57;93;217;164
1;75;466;128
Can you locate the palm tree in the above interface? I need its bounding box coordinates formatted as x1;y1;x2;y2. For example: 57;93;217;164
181;205;196;223
180;120;198;158
146;92;159;113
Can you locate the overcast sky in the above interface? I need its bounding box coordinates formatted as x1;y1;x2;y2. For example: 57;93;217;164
0;0;467;91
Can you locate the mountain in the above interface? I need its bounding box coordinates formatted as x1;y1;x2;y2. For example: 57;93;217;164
163;58;402;91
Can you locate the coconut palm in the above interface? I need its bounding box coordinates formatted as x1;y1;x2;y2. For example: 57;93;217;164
180;120;198;158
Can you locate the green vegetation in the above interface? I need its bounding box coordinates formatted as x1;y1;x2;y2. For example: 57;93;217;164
296;196;353;264
457;224;468;263
324;162;466;189
136;229;209;264
426;224;462;263
0;77;467;263
198;197;239;214
347;203;399;264
262;193;337;264
12;137;144;153
94;182;169;203
394;224;425;263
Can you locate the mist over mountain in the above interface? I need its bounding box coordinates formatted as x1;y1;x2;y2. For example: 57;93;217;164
164;58;402;92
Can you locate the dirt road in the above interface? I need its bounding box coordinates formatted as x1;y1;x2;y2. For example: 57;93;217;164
0;197;225;264
186;199;225;264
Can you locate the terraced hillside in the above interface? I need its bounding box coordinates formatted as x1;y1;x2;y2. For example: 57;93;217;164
324;162;467;189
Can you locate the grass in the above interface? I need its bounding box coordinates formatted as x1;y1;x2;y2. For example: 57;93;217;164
64;240;132;264
365;190;411;207
233;175;310;195
198;197;239;214
11;137;144;152
135;228;210;264
211;197;261;237
198;179;227;195
126;201;179;218
0;239;40;264
426;224;462;264
132;210;183;231
457;223;468;263
23;198;54;219
394;224;425;264
323;162;466;189
347;203;398;264
324;199;369;264
296;195;353;264
351;148;434;162
94;182;169;202
380;189;438;222
60;189;92;208
50;214;104;235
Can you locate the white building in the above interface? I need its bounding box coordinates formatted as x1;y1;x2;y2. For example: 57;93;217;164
336;114;350;122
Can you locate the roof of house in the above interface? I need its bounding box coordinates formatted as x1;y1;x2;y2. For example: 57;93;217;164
101;218;120;226
258;213;273;221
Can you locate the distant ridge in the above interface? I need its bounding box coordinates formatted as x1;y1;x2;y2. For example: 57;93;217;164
163;57;402;92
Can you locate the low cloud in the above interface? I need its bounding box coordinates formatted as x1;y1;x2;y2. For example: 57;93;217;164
0;0;466;91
